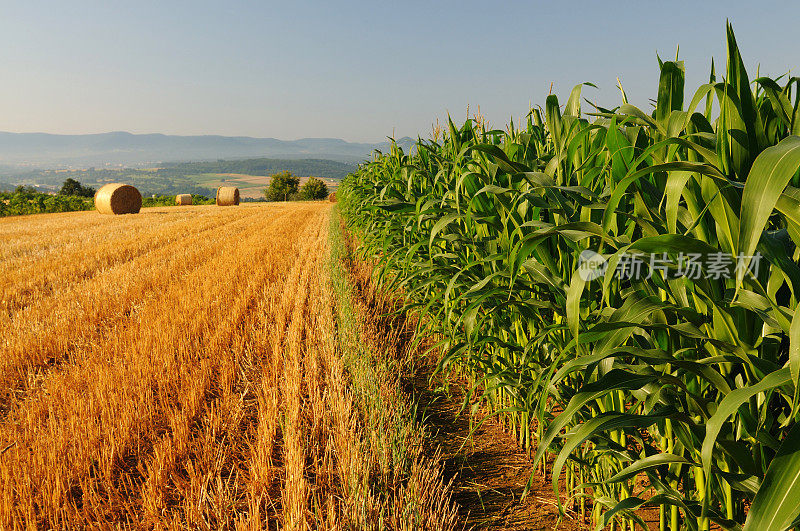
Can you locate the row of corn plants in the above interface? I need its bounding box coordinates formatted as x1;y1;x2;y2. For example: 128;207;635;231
339;25;800;530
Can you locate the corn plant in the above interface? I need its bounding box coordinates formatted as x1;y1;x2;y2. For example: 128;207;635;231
340;23;800;530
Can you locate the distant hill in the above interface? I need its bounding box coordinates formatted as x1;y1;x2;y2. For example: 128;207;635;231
0;131;417;167
3;157;359;197
161;158;356;180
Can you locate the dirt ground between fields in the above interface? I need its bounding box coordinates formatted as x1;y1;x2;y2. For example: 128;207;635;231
408;367;590;530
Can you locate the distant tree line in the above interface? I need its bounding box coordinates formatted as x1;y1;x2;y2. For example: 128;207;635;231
0;180;226;217
0;185;92;217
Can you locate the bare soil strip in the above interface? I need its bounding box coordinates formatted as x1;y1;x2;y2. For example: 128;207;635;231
411;370;588;530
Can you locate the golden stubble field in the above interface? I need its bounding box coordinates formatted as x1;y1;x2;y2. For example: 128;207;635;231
0;203;342;528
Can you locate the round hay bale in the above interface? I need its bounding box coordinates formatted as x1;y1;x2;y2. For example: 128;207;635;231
95;183;142;215
175;194;193;206
328;192;337;202
216;186;240;206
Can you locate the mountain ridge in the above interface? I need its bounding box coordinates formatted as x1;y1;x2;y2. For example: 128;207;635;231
0;131;417;167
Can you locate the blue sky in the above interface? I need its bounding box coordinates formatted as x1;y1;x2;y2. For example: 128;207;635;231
0;1;797;142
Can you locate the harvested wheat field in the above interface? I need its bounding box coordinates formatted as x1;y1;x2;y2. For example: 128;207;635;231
0;202;584;530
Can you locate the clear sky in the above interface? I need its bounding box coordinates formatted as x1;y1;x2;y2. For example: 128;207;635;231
0;1;797;143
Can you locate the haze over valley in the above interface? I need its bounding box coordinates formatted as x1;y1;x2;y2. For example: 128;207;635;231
0;130;415;167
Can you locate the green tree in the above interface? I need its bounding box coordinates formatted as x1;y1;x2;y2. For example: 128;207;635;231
265;171;300;201
59;178;95;197
299;177;329;200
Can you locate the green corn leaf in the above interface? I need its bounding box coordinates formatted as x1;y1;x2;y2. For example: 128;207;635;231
629;233;721;256
545;94;563;151
701;367;792;504
737;136;800;288
726;22;766;158
656;61;685;124
550;412;666;512
744;422;800;531
428;213;459;250
533;369;659;468
566;268;586;344
756;77;794;129
665;170;694;233
790;304;800;415
605;453;697;484
565;83;592;118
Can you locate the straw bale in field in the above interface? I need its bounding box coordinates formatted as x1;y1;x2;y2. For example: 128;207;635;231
216;187;239;206
94;183;142;215
175;194;193;206
328;192;337;202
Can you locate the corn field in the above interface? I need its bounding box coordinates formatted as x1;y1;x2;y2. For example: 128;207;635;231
339;25;800;530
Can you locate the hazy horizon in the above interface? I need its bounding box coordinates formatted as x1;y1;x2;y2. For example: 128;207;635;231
2;1;799;143
0;129;413;142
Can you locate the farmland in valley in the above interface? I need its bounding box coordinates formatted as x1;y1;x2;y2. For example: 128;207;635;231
3;158;355;198
196;173;339;199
